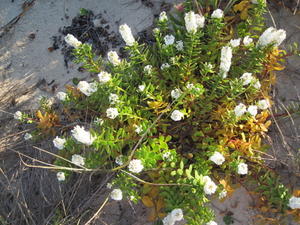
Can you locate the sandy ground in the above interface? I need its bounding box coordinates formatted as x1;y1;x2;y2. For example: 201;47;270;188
1;1;300;225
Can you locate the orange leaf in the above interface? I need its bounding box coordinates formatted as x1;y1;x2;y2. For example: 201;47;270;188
142;196;154;208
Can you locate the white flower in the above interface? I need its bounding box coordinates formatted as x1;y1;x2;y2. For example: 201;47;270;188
184;11;205;33
162;151;171;160
138;84;146;92
253;79;261;89
204;180;217;195
159;11;168;22
219;190;227;199
206;221;218;225
115;155;124;165
175;40;184;51
234;103;247;117
202;175;212;184
243;36;253;46
162;209;184;225
211;9;224;19
57;172;65;182
53;136;66;150
195;13;205;29
257;99;270;110
134;124;142;134
56;92;67;101
71;154;85;167
288;196;300;209
71;125;95;146
94;117;104;126
240;72;253;86
128;159;144;173
171;110;184;121
164;35;175;45
106;183;112;189
77;81;97;96
106;107;119;119
14;111;22;120
171;89;182;99
219;46;232;78
109;93;119;104
237;162;248;175
144;65;152;74
209;152;225;165
161;63;170;70
110;189;123;201
24;133;32;140
257;27;286;47
153;28;160;34
119;24;135;46
247;105;258;117
163;214;175;225
107;51;121;66
171;209;184;221
98;71;112;83
64;34;82;48
229;38;241;47
186;83;195;90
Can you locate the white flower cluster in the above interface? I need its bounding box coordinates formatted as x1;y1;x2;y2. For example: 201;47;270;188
106;107;119;119
164;35;175;45
171;110;184;121
206;221;218;225
175;40;184;51
237;162;248;175
219;46;232;78
209;152;225;165
257;99;270;110
162;208;184;225
110;188;123;201
128;159;144;173
240;72;254;86
234;99;270;117
184;11;205;33
219;190;227;199
159;11;168;22
161;63;170;70
115;155;124;165
288;196;300;209
14;111;22;120
71;125;95;146
171;88;182;99
243;36;253;46
234;103;258;117
109;93;119;104
257;27;286;47
53;136;66;150
57;172;65;182
77;81;97;96
211;9;224;19
24;133;32;140
64;34;82;48
71;154;85;167
56;92;67;101
107;51;121;66
138;84;146;92
98;71;112;83
134;124;142;134
229;38;241;48
119;24;135;46
203;176;217;195
144;65;152;74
